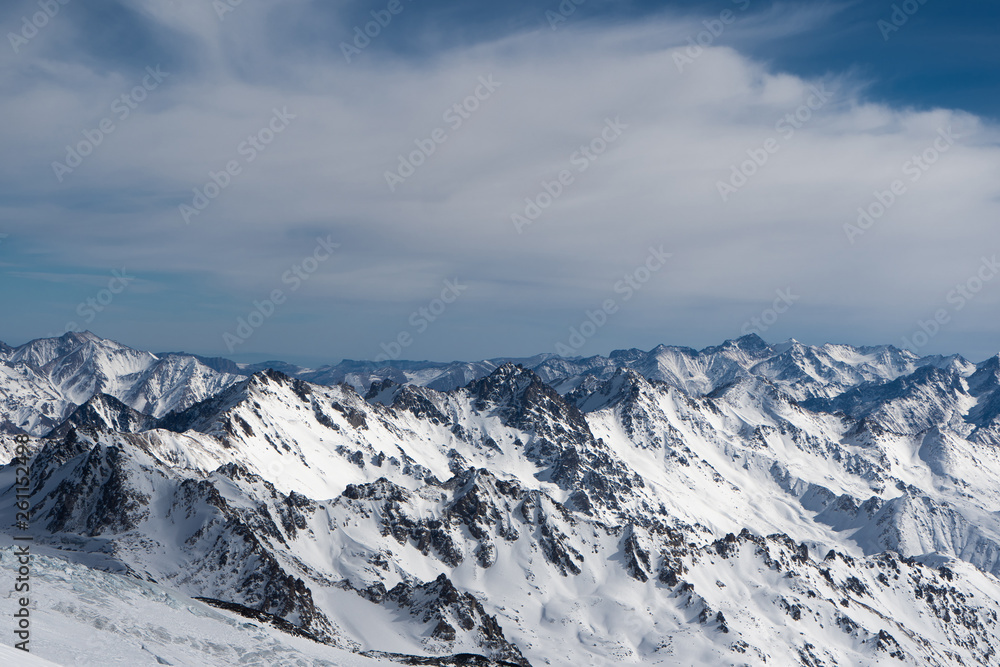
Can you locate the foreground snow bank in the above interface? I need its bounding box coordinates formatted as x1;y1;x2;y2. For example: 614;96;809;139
0;547;394;666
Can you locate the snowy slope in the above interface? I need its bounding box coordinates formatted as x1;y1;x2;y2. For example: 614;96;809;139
0;644;61;666
0;546;400;666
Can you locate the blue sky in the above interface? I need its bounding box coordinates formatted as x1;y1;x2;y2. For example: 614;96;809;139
1;0;999;365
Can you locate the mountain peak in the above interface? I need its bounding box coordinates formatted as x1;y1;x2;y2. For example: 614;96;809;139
60;330;100;342
698;334;771;359
768;339;803;355
248;367;295;387
735;332;769;347
968;354;1000;394
467;363;542;397
979;353;1000;370
45;393;156;440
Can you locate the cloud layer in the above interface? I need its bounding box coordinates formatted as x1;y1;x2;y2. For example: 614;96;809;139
1;1;998;363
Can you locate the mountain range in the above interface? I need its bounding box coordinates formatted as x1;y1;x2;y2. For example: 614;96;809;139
3;331;1000;665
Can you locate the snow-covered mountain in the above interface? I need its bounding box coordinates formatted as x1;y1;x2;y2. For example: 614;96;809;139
3;332;1000;665
0;332;243;436
0;331;965;438
252;334;973;402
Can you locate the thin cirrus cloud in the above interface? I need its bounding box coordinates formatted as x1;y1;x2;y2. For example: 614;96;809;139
0;0;998;364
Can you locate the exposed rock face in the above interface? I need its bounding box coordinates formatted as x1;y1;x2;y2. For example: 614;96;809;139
45;393;157;440
379;574;529;666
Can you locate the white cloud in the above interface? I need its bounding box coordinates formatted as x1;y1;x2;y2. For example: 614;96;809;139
1;5;998;361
